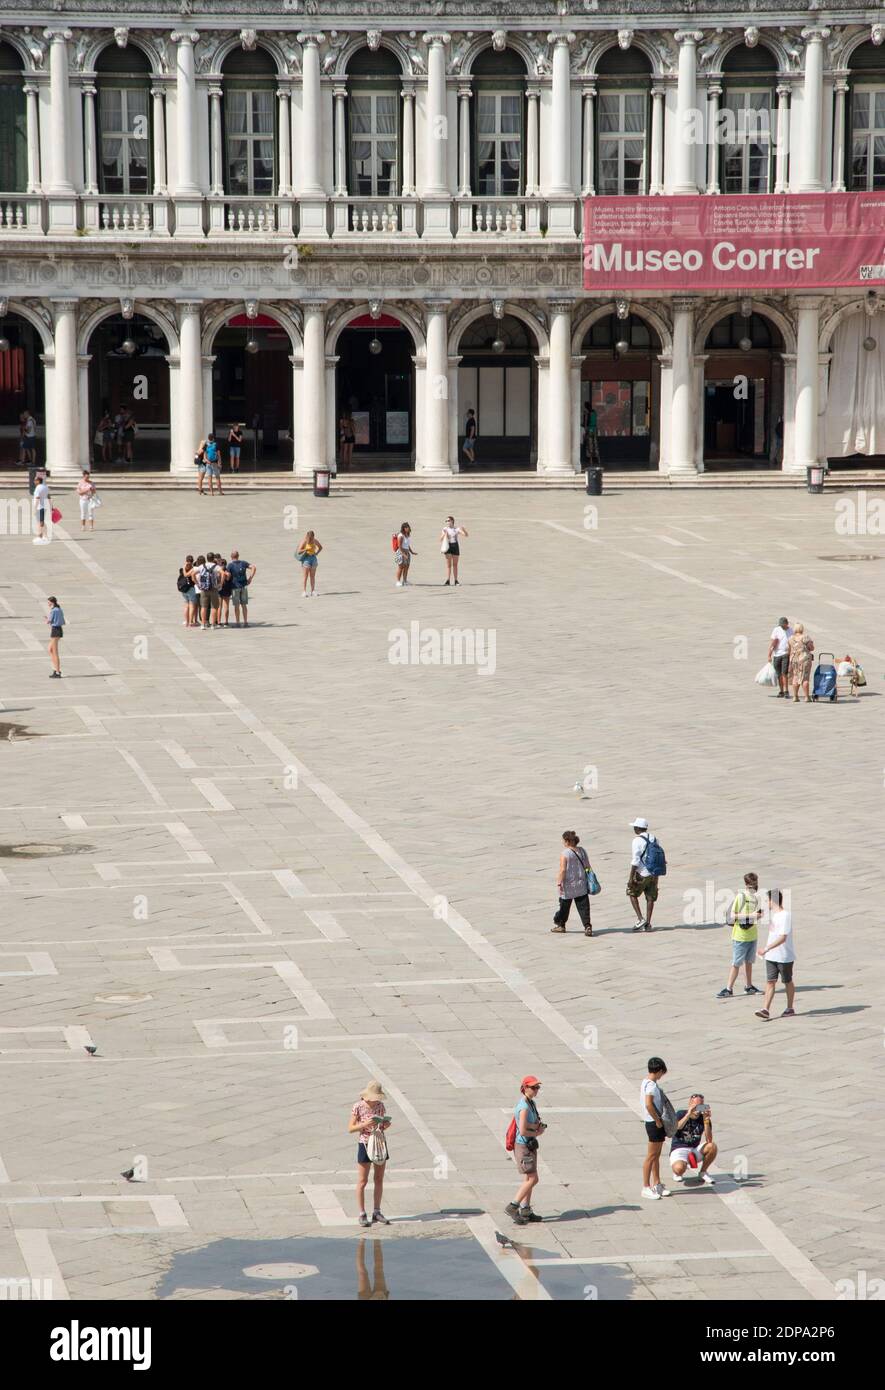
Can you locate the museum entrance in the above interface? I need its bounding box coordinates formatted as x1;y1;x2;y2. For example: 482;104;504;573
87;313;170;469
335;316;415;468
703;312;784;468
211;314;294;468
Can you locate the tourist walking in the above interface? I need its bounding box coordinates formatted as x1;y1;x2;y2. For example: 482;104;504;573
440;516;468;586
787;623;815;703
339;411;355;468
462;409;477;464
348;1080;392;1228
551;830;595;937
641;1056;671;1200
669;1093;717;1185
77;471;98;532
627;817;665;932
394;523;415;587
228;551;255;627
32;471;51;544
505;1076;546;1226
177;554;198;627
716;872;762;998
756;890;796;1021
46;595;64;678
228;423;243;472
768;617;793;698
204;435;223;495
297;531;322;597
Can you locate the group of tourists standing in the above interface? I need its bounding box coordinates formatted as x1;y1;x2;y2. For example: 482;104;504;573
393;518;469;587
176;551;256;628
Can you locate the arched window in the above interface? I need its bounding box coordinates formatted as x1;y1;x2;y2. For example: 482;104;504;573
0;42;26;193
848;42;885;190
96;44;151;196
346;47;401;197
596;46;651;196
720;43;777;194
222;47;276;197
472;48;526;197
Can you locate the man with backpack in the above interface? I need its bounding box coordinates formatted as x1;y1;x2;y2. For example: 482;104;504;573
191;553;221;629
204;434;224;496
628;817;666;932
504;1076;546;1226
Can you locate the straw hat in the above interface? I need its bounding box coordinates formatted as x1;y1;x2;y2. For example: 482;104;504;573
360;1080;385;1102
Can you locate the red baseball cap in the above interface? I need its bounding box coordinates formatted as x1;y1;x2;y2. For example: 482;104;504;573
521;1075;542;1088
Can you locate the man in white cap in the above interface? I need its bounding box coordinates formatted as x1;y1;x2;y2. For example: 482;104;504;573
628;817;661;932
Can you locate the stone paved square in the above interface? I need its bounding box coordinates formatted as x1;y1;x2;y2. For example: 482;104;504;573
0;484;882;1302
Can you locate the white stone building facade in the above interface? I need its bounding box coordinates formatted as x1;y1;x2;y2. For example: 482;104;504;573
1;1;885;477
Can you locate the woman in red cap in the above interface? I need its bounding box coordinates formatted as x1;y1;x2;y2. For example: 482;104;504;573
505;1076;546;1226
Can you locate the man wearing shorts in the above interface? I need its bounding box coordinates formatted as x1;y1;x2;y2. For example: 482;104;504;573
204;435;223;495
505;1075;546;1226
627;816;660;932
716;872;762;998
228;424;243;472
32;472;50;545
670;1093;717;1185
227;552;255;627
756;889;796;1020
768;617;793;698
192;554;220;629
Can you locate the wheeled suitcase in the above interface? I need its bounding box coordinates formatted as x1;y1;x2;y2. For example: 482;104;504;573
811;652;837;702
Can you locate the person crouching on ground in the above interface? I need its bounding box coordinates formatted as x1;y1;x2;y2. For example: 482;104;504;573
669;1093;717;1185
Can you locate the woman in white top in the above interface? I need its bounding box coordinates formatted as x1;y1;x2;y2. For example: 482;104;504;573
439;515;469;586
77;471;97;532
394;522;416;587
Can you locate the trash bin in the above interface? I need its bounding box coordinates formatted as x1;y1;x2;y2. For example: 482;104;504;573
585;466;603;496
806;464;825;494
313;468;331;498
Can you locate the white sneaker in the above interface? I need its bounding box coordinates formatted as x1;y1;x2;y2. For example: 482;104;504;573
395;580;403;588
670;1171;683;1183
700;1173;715;1186
641;1186;661;1201
655;1183;672;1197
302;591;310;598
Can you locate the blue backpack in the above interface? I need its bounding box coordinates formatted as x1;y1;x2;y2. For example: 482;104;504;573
205;440;219;463
641;834;667;877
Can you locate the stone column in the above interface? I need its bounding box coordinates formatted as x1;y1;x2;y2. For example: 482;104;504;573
458;84;472;196
525;86;540;195
673;31;703;194
48;300;79;476
333;84;347;195
171;31;200;195
650;86;664;195
23;83;41;192
798;27;830;193
174;301;203;475
669;298;697;474
44;28;73;193
402;84;416;196
201;355;216;437
298;301;327;475
278;87;292;196
297;32;325;194
547;32;576;194
794;298;821;472
83;84;99;195
152;86;168;193
832;76;848;192
422;32;451;195
774;83;790;193
420;300;452;474
706;82;721;195
545;298;574;473
581;84;595;196
209;85;224;196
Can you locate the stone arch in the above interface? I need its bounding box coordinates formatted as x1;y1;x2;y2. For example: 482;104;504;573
335;34;412;79
707;33;791;78
0;29;34;73
584;36;663;81
694;299;795;355
326;301;425;356
202;302;303;356
838;30;885;71
449;300;548;356
461;34;534;78
820;298;879;352
212;35;287;79
78;300;178;357
572;301;672;355
82;34;164;77
6;299;53;354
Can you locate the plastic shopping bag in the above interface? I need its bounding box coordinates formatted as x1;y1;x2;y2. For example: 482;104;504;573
755;662;777;687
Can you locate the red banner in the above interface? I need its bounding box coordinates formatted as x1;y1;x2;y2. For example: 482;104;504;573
582;193;885;292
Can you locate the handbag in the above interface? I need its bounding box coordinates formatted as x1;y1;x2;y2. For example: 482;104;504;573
440;538;450;553
571;848;600;896
755;661;777;686
658;1090;678;1138
366;1124;389;1165
51;507;62;523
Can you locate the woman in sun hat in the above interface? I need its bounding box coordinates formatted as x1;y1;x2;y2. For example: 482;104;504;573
505;1075;547;1226
348;1080;392;1228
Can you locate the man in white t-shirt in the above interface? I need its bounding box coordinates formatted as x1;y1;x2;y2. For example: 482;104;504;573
32;474;50;544
755;889;796;1020
767;617;793;698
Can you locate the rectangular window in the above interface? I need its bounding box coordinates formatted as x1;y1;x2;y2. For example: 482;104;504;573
350;92;398;197
475;90;522;196
99;86;150;196
851;86;885;190
720;88;773;194
597;91;646;196
0;81;27;192
225;88;274;197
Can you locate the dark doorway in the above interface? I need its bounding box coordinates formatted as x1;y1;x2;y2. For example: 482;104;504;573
457;313;536;468
580;313;660;468
336;316;414;468
0;314;45;467
87;313;170;469
212;314;293;468
702;313;783;468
